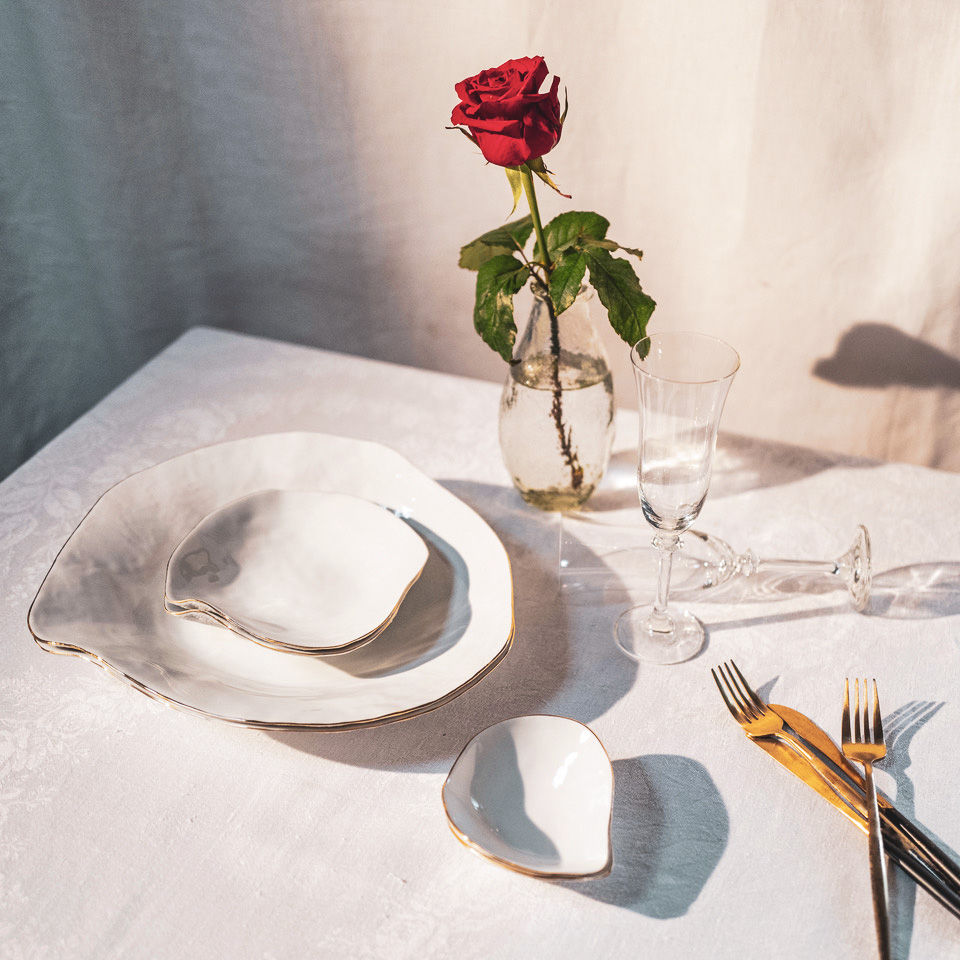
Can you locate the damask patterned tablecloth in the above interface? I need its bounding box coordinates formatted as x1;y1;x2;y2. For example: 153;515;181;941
2;327;959;958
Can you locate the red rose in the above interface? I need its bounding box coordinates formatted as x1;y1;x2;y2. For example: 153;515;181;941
451;56;563;168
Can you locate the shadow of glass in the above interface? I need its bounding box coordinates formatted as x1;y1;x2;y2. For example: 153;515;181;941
710;432;873;499
866;563;960;619
703;602;849;636
566;755;728;917
814;322;960;389
581;435;870;509
266;479;638;772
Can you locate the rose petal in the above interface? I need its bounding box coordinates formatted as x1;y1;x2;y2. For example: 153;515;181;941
472;130;533;167
451;56;561;167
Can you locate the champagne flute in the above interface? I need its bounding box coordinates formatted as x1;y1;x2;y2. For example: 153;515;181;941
615;332;739;663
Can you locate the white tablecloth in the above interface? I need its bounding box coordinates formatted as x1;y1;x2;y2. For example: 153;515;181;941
3;328;959;958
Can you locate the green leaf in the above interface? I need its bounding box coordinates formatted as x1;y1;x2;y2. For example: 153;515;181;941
505;167;524;217
535;211;610;262
474;255;531;360
459;216;533;270
549;249;587;315
584;247;656;345
584;237;643;259
613;242;644;259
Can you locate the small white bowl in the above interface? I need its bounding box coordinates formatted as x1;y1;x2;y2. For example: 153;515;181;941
442;715;614;879
164;489;428;655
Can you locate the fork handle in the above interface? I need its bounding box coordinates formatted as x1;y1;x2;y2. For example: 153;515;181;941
884;804;960;894
865;763;891;960
754;721;960;917
774;715;960;898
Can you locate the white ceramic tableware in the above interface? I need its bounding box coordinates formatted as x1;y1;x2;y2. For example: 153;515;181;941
29;432;514;728
442;715;614;879
165;490;428;655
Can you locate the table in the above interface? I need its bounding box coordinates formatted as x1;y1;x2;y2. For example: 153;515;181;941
3;327;959;958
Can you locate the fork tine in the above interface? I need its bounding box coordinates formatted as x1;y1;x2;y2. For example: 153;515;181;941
861;677;871;742
711;668;742;721
872;679;884;745
728;660;766;713
854;678;863;741
842;677;851;744
716;665;750;719
720;662;757;720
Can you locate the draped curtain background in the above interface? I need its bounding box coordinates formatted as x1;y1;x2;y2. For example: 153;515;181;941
3;0;960;478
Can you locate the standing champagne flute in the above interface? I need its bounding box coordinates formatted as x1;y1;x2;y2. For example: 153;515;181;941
615;332;739;664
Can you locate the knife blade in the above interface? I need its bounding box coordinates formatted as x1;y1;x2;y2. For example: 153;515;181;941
750;704;960;919
768;704;960;895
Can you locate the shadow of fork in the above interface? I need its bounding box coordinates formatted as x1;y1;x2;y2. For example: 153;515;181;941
878;700;948;959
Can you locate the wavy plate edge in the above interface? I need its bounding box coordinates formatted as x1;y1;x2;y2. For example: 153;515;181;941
27;431;515;730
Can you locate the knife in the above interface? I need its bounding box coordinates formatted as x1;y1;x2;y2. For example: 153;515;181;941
754;704;960;919
769;705;960;895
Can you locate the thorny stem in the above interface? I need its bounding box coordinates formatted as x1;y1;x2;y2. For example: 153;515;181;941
520;164;583;492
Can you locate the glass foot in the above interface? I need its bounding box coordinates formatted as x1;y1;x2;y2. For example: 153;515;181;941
614;604;705;664
840;524;872;612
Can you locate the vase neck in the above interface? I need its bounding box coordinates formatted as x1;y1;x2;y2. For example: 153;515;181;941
514;286;608;366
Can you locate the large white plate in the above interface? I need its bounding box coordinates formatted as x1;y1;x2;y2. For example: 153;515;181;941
28;433;515;729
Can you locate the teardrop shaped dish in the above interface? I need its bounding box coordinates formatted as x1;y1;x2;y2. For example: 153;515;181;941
165;490;428;655
442;715;614;879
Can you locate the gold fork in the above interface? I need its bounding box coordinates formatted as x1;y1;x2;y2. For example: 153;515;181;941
713;662;960;922
712;661;845;781
842;678;890;960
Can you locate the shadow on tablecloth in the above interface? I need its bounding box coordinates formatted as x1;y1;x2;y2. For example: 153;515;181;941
266;479;639;773
866;563;960;619
880;698;959;957
591;434;874;515
566;754;728;917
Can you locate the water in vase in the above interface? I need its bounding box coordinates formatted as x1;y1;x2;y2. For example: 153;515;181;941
499;351;614;511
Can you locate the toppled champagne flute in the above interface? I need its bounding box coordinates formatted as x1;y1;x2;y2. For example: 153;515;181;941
559;519;872;611
692;524;872;611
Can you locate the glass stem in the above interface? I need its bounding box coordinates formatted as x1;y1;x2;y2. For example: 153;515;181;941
753;557;838;577
652;533;680;629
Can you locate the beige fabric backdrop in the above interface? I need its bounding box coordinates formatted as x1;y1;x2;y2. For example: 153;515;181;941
359;1;960;469
3;0;960;471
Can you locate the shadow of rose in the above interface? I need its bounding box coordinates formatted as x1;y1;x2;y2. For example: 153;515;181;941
814;322;960;389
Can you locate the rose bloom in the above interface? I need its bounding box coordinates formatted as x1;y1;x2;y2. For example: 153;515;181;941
451;56;563;167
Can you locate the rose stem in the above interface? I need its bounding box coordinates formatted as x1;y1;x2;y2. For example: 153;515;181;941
519;165;583;492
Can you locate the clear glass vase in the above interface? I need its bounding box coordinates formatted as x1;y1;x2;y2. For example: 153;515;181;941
499;284;615;511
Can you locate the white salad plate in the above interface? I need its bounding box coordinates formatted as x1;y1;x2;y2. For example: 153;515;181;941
29;433;514;729
164;489;428;655
442;715;614;879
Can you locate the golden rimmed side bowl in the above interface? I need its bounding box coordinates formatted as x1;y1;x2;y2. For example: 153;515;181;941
442;715;614;879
